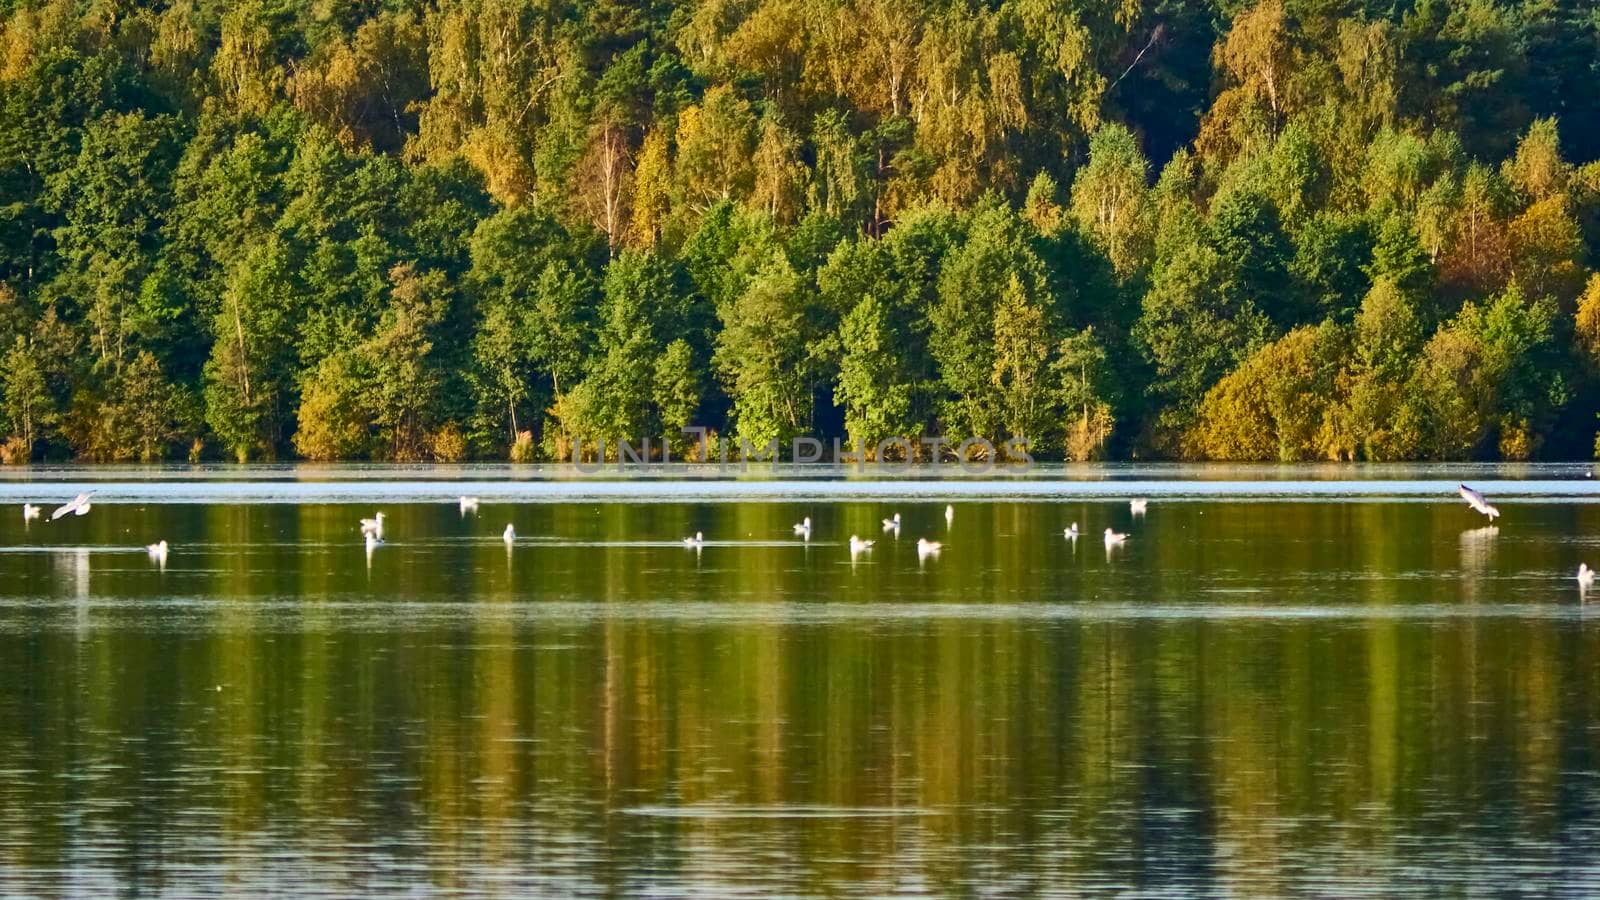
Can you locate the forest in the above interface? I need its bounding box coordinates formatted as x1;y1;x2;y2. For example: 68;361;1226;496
0;0;1598;462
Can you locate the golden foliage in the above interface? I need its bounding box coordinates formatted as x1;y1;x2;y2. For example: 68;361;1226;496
1577;275;1600;363
1507;195;1585;304
1192;325;1344;461
430;423;468;462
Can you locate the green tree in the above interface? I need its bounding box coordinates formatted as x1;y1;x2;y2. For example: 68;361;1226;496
930;204;1047;444
1135;222;1273;446
1452;286;1567;457
990;275;1054;450
1398;328;1493;459
1333;277;1426;461
1070;124;1152;279
654;339;702;448
834;293;914;452
118;350;191;462
1053;327;1115;461
0;336;52;461
714;250;810;447
364;264;447;460
809;108;870;226
203;238;297;461
45;111;182;372
1209;189;1301;329
1292;212;1374;322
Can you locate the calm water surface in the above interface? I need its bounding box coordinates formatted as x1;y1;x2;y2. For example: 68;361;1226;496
2;468;1599;896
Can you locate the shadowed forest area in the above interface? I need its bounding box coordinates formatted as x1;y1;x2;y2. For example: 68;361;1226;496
1;0;1598;462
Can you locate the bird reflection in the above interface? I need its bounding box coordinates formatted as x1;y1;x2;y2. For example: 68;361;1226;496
1458;525;1498;602
1459;525;1498;565
52;547;90;637
52;546;90;598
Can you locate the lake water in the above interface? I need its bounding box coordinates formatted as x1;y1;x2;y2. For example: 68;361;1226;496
1;466;1599;896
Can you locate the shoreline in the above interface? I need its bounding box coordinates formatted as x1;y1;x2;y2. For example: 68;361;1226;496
0;462;1595;503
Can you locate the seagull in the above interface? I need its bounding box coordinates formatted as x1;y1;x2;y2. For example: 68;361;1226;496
793;516;812;539
848;535;874;553
50;491;94;520
916;538;941;556
22;503;40;523
145;540;168;562
1580;564;1595;588
683;531;704;548
1064;522;1079;539
1104;528;1128;546
882;513;901;532
1130;499;1148;515
945;505;954;526
1459;484;1499;521
360;511;386;540
503;523;516;544
459;496;480;514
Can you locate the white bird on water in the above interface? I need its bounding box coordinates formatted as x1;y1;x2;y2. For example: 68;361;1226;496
51;491;93;521
1459;484;1499;521
459;496;480;514
22;503;40;523
793;516;812;539
1130;499;1148;516
849;535;874;554
1064;522;1079;539
146;540;168;563
1580;564;1595;588
1104;528;1128;546
360;511;387;540
503;523;516;545
945;505;954;526
683;531;704;548
916;538;941;557
882;513;901;532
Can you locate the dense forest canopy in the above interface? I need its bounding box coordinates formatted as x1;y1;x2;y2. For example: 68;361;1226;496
1;0;1598;462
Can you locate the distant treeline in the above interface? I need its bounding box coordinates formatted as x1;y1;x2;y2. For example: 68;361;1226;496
1;0;1599;462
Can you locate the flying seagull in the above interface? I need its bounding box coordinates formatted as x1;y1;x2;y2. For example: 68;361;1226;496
51;491;93;521
1459;484;1499;521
